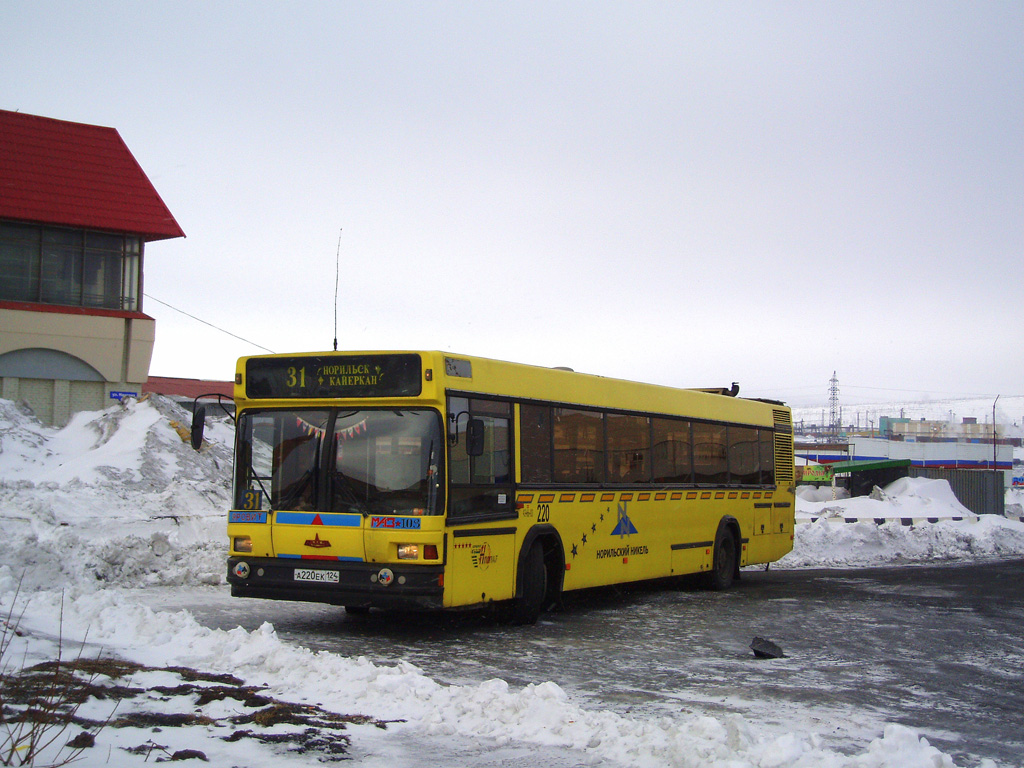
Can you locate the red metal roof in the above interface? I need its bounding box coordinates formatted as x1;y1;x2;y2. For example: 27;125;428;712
0;110;184;241
143;376;233;400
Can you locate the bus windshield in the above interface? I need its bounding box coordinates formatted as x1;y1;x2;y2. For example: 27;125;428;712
236;408;443;516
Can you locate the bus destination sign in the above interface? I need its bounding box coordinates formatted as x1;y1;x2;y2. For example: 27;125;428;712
246;354;422;399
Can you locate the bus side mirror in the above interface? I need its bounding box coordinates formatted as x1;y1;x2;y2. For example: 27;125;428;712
466;417;485;457
191;406;206;451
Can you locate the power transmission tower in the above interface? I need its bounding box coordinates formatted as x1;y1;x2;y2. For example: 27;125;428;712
829;371;840;438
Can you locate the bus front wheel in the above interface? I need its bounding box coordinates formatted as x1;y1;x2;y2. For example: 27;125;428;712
512;543;548;625
706;526;737;591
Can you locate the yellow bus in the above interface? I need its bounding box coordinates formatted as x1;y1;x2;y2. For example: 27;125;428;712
192;351;795;623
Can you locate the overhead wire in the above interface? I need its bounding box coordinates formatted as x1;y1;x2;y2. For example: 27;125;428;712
143;293;275;354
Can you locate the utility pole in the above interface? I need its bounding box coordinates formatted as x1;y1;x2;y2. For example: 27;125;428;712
993;395;1000;470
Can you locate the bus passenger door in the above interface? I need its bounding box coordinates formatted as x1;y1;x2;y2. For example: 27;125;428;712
446;396;516;605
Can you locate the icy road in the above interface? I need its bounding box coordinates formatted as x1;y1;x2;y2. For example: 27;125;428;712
149;558;1024;767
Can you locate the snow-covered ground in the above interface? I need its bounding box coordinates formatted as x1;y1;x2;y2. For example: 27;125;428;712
2;396;1023;768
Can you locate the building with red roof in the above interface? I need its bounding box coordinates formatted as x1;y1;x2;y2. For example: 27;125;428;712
0;109;184;425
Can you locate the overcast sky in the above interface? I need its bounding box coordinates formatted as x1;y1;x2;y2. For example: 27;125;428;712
4;2;1021;407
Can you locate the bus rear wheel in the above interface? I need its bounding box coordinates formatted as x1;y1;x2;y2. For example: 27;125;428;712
512;543;548;625
706;526;737;591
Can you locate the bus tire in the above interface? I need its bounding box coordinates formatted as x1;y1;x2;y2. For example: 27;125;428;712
706;525;737;591
512;543;547;625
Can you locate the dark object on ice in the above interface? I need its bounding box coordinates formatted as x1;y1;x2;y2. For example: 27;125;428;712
166;749;208;761
66;732;95;749
750;636;785;658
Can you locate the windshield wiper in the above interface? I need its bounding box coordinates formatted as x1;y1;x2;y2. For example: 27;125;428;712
277;467;317;510
426;439;438;514
333;471;372;516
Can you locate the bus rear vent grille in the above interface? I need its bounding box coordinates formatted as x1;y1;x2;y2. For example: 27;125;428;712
773;409;795;483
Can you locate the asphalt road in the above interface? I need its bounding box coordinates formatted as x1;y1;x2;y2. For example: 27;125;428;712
158;559;1024;767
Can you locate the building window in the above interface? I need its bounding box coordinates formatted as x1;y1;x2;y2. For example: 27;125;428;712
0;221;142;311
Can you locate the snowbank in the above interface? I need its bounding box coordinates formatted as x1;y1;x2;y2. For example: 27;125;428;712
786;475;1024;568
796;475;975;521
0;396;230;590
784;515;1024;569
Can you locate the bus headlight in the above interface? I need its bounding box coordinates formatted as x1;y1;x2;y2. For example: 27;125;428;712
233;536;253;553
397;544;418;560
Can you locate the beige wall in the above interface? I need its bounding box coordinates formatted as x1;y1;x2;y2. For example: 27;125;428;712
1;376;131;426
0;307;154;425
0;307;154;383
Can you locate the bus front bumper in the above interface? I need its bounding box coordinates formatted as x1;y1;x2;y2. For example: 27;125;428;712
226;557;445;610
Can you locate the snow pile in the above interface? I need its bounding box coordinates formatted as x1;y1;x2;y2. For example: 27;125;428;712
795;484;851;502
784;515;1024;569
0;396;230;590
785;475;1024;568
1006;484;1024;519
2;396;1023;767
797;476;974;520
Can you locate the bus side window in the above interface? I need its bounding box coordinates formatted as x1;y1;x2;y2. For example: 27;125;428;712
729;426;760;485
553;407;605;484
693;422;728;484
759;429;775;485
448;397;513;518
606;413;650;483
652;417;693;483
449;396;471;484
520;404;552;483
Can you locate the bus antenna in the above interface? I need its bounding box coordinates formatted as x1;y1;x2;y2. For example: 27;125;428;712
333;228;342;351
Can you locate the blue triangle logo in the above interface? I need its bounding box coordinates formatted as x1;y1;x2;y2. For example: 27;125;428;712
611;502;638;537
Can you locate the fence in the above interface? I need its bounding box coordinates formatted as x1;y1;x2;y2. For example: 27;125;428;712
908;467;1004;516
